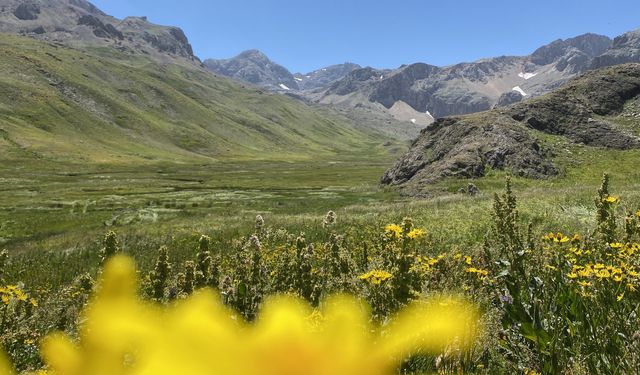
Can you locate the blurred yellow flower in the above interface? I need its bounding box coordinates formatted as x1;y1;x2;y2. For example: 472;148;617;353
6;255;479;375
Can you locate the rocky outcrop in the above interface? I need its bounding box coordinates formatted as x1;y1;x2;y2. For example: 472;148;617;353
382;64;640;189
78;15;123;40
509;64;640;149
495;91;524;107
141;27;193;57
381;115;556;185
13;2;40;20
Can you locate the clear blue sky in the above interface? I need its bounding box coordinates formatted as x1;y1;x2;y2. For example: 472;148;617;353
91;0;640;73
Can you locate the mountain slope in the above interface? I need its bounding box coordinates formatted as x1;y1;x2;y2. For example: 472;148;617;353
321;33;616;123
381;64;640;190
0;34;397;166
0;0;197;63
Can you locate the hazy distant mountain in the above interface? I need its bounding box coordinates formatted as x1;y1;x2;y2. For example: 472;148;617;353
0;0;197;63
293;63;361;91
319;33;618;124
203;50;299;91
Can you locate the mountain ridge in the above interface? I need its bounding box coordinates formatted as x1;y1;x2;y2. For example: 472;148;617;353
0;0;198;64
381;63;640;192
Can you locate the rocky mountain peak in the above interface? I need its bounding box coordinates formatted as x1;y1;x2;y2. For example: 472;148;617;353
293;62;361;91
0;0;197;62
530;33;612;66
592;29;640;69
204;50;299;90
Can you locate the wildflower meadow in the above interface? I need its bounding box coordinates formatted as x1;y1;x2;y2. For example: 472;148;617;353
1;174;639;374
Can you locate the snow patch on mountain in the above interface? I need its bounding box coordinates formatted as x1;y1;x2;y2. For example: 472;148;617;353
518;72;538;80
279;83;291;90
512;86;528;96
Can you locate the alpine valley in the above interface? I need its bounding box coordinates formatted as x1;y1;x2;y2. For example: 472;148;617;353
2;1;640;374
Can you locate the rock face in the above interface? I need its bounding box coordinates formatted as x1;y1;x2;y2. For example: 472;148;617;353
13;2;40;20
317;31;640;126
382;64;640;189
77;14;123;40
495;90;524;107
380;115;556;186
0;0;197;62
592;30;640;69
320;34;621;122
204;50;299;91
293;63;361;91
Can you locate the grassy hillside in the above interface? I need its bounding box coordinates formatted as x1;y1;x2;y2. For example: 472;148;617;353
0;34;398;166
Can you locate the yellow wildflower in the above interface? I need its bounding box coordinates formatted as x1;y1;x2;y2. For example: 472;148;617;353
359;270;393;285
3;255;479;375
577;281;591;287
613;275;624;282
15;290;28;302
567;272;578;279
407;228;426;240
626;283;637;292
617;293;625;302
384;224;403;239
545;264;558;271
465;267;489;278
603;196;620;204
596;269;611;279
464;256;472;265
610;242;624;249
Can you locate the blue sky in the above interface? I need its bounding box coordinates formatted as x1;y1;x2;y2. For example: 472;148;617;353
91;0;640;73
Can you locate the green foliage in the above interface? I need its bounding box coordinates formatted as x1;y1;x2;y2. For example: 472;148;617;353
147;246;172;301
99;231;121;265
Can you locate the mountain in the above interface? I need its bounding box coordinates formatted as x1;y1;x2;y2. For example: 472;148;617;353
0;33;401;166
204;51;360;93
293;63;361;91
381;64;640;192
319;33;616;124
204;50;300;91
0;0;197;63
592;29;640;68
